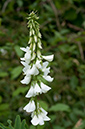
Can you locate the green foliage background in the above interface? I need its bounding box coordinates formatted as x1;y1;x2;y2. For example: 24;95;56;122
0;0;85;129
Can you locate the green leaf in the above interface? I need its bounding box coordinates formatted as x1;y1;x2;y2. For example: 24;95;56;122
30;125;36;129
7;120;14;129
13;87;28;97
0;123;10;129
53;125;65;129
0;72;8;77
49;103;70;112
64;8;77;21
14;45;23;57
11;66;22;80
0;103;9;111
14;115;21;129
39;100;48;111
70;76;78;89
21;120;26;129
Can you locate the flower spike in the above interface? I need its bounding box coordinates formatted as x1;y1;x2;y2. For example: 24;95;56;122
20;11;54;126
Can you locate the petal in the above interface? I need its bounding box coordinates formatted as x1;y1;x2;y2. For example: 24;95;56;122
43;67;50;76
23;100;35;112
34;83;41;94
43;75;53;82
20;47;26;52
42;55;54;62
40;112;50;121
43;115;50;121
31;115;39;126
30;65;39;76
20;57;25;61
38;114;44;125
25;86;34;98
42;61;49;68
40;108;48;115
25;52;31;60
21;76;31;84
21;61;28;66
35;60;41;69
40;82;51;93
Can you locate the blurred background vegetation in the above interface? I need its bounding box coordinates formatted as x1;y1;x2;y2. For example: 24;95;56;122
0;0;85;129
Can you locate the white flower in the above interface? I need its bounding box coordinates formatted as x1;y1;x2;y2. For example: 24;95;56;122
31;107;50;126
35;60;41;69
41;61;50;76
31;114;40;126
26;64;39;76
21;75;31;84
20;52;31;64
40;82;51;93
43;75;53;82
20;46;30;53
25;83;41;98
23;100;36;113
42;55;54;62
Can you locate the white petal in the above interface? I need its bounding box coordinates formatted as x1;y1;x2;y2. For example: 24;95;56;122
43;75;53;82
34;83;41;94
21;61;28;66
35;60;41;69
25;52;31;60
40;108;48;115
43;67;50;76
20;47;26;52
40;112;50;121
21;76;31;84
42;61;49;68
23;100;35;112
31;115;39;126
38;114;44;125
20;57;25;61
25;86;34;98
40;82;51;93
30;65;39;76
42;55;54;62
43;115;50;121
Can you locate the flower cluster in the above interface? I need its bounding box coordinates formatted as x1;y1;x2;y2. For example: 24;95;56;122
20;11;54;126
